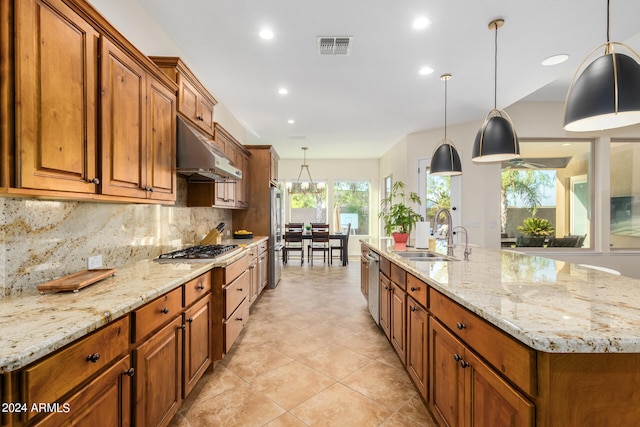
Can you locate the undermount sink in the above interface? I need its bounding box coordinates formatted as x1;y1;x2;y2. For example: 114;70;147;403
391;251;457;262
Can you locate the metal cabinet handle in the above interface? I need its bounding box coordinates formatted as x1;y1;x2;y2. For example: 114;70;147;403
236;317;243;321
410;306;417;312
160;308;169;314
187;318;193;323
237;288;243;291
460;360;469;368
179;324;186;331
197;284;205;290
86;353;100;363
453;354;462;362
124;368;135;377
410;287;419;292
456;322;466;330
87;177;100;185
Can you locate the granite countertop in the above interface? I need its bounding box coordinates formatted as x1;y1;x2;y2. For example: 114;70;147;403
0;237;268;374
363;239;640;354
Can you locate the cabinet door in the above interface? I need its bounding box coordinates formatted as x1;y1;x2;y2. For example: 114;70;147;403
390;282;407;365
465;350;534;427
134;316;183;427
197;96;215;135
379;274;391;340
176;74;200;127
360;255;369;300
430;319;465;427
214;181;235;207
183;296;212;398
258;250;268;292
248;257;259;304
100;37;147;199
15;0;99;193
36;355;132;427
235;152;249;208
407;298;428;400
146;76;176;201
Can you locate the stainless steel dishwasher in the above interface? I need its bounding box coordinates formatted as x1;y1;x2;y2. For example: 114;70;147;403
366;251;380;324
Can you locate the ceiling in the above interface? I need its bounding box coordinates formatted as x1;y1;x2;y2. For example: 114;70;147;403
91;0;640;160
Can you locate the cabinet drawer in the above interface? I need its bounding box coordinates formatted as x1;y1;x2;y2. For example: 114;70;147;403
390;262;406;290
224;298;249;353
22;316;129;419
407;274;427;308
247;245;258;258
184;271;212;307
224;254;249;285
224;270;249;318
429;289;536;396
380;255;391;277
132;286;182;342
257;240;268;254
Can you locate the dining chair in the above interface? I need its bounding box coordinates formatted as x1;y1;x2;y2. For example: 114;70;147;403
310;223;329;231
283;231;304;265
285;223;304;232
330;223;351;265
307;229;330;265
547;236;579;247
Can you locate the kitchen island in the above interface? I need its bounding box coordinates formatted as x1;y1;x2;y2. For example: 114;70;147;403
362;240;640;427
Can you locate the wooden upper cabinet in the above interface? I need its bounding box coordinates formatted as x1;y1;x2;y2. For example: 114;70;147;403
101;39;176;201
15;0;99;193
147;75;177;201
150;57;217;136
100;37;147;199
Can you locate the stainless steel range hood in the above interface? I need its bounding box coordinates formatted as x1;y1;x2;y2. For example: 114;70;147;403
176;116;242;182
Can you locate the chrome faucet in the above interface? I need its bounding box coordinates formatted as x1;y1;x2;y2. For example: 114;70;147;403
433;208;455;257
452;226;472;260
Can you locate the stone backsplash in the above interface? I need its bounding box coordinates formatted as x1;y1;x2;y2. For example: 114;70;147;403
0;178;231;296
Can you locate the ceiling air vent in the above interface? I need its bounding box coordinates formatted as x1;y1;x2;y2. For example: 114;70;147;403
318;36;352;56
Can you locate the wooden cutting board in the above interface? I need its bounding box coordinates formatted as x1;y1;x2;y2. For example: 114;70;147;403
37;269;117;293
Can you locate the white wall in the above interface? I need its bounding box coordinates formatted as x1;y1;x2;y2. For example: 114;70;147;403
380;101;640;278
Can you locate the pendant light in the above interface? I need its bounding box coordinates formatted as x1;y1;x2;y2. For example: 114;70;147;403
286;147;324;195
563;0;640;132
472;19;520;163
430;74;462;176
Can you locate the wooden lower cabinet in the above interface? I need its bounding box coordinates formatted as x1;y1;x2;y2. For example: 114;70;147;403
406;297;428;400
379;273;392;340
390;281;407;365
133;315;183;427
183;296;212;398
360;245;370;300
248;247;259;305
430;318;534;427
35;355;132;427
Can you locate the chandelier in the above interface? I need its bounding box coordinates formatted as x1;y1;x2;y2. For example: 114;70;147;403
287;147;325;195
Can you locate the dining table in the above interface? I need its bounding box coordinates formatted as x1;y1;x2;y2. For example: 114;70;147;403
298;232;349;266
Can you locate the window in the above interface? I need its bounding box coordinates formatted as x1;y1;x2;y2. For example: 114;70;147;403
418;159;460;239
501;139;592;248
333;181;370;235
610;139;640;249
286;181;327;227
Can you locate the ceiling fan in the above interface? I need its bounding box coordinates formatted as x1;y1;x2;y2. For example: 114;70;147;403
502;158;546;170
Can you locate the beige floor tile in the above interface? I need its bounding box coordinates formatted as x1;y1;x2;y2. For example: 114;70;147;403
335;329;394;359
249;360;335;409
180;381;285;427
290;382;393;427
376;346;407;370
379;411;437;427
297;343;373;380
222;343;294;382
396;394;437;426
263;412;309;427
340;360;418;411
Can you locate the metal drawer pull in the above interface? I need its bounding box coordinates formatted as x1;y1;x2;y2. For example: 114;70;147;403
236;317;243;321
87;177;100;184
460;360;470;368
453;354;462;362
160;308;169;314
456;322;466;330
237;288;243;291
197;284;205;290
179;324;186;331
125;368;135;377
187;318;193;323
86;353;100;363
410;306;417;312
410;287;419;292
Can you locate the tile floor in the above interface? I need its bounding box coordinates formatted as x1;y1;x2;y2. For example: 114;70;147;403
170;259;438;426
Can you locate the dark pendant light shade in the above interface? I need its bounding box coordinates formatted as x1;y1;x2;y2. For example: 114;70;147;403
472;109;520;162
472;18;520;163
431;141;462;175
564;48;640;132
430;74;463;176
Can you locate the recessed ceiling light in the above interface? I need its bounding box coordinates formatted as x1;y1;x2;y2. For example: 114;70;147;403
288;119;295;124
413;16;431;30
541;54;569;66
419;66;434;76
278;88;289;95
259;28;274;40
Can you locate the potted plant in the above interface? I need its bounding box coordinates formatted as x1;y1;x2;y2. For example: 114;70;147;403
516;217;554;247
379;181;423;244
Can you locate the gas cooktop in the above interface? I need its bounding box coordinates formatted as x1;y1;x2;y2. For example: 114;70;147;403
155;244;242;263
